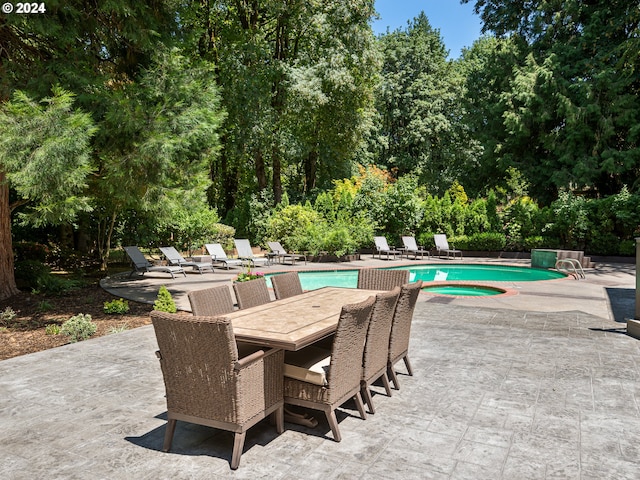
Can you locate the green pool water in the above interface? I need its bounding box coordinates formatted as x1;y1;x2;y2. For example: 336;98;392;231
265;264;565;291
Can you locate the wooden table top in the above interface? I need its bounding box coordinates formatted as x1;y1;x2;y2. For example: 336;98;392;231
225;287;379;351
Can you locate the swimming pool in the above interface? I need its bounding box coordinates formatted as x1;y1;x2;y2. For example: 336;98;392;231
265;264;566;291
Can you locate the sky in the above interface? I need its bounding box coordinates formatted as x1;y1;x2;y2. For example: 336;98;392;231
372;0;484;59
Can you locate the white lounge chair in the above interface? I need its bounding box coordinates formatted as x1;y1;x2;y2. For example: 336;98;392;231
401;236;430;260
433;234;463;259
123;246;186;279
373;236;402;260
159;246;215;274
267;241;306;265
233;239;270;268
205;243;244;269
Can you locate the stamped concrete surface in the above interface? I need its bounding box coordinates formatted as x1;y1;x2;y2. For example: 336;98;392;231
1;256;638;479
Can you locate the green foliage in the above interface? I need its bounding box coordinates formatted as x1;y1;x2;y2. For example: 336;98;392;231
153;286;177;313
0;307;17;327
454;233;507;251
103;299;130;315
35;274;82;295
45;324;61;335
108;324;130;334
14;260;50;290
37;301;53;312
12;242;48;263
266;204;321;248
235;270;265;283
61;314;97;343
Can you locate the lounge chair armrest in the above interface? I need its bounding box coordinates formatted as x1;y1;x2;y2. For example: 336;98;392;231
234;347;281;370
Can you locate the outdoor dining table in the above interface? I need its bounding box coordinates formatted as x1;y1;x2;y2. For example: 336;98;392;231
224;286;381;351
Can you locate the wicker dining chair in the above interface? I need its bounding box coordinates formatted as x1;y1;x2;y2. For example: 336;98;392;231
283;295;375;442
233;277;271;309
357;268;410;290
150;311;285;470
361;287;401;414
387;280;423;389
187;285;235;316
271;272;303;300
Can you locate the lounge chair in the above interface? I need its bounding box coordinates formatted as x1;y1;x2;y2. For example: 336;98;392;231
150;311;284;470
267;241;306;265
401;236;431;260
205;243;243;269
159;246;214;274
234;239;270;268
123;246;186;279
361;287;400;414
373;236;402;260
283;295;375;442
357;268;410;291
433;234;463;259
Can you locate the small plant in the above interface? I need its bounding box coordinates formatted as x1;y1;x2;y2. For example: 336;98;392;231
235;266;265;283
153;286;177;313
108;323;129;334
0;326;7;333
1;306;17;325
103;298;130;314
60;314;97;343
45;324;61;335
37;300;53;312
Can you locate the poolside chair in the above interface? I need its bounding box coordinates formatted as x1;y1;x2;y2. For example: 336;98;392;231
373;236;402;260
123;246;186;279
361;287;400;414
188;285;235;316
234;239;270;268
433;234;463;260
283;295;375;442
401;236;431;260
204;243;244;270
271;272;303;300
267;241;306;265
387;280;423;390
233;277;272;309
159;246;214;274
150;311;284;470
357;268;410;291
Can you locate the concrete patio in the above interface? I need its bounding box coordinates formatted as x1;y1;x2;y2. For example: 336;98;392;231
1;255;638;479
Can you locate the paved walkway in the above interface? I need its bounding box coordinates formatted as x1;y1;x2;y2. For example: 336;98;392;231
1;256;638;479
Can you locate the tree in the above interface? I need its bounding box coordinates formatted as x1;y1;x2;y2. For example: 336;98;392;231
375;13;479;194
0;88;96;300
463;0;640;201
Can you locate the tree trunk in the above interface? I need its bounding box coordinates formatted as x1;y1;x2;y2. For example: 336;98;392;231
255;150;267;191
0;170;19;300
304;149;318;193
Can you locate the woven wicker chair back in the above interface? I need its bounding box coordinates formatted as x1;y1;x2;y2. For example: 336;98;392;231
271;272;303;300
188;285;235;316
233;277;271;309
357;268;410;290
151;311;240;421
327;295;375;401
388;281;423;362
363;288;401;381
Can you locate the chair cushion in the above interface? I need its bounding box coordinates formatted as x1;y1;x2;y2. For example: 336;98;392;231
284;346;331;386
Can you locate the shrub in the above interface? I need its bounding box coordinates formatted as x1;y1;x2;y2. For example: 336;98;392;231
455;232;506;251
0;307;17;327
13;241;48;262
14;260;50;289
103;298;130;314
35;273;82;295
154;286;177;313
61;314;97;342
619;239;636;256
45;324;61;335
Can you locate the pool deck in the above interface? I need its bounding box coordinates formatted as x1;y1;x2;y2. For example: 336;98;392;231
1;255;639;478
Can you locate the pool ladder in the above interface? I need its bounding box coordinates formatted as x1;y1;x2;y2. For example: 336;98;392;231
555;258;585;279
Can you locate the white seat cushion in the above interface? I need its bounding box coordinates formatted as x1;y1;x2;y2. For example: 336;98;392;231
284;346;331;386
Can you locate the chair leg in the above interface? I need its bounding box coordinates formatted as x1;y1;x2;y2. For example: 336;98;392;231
403;355;414;376
361;383;375;414
275;405;284;434
354;391;367;420
162;419;177;452
388;363;400;390
326;409;342;442
381;372;393;397
231;431;247;470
